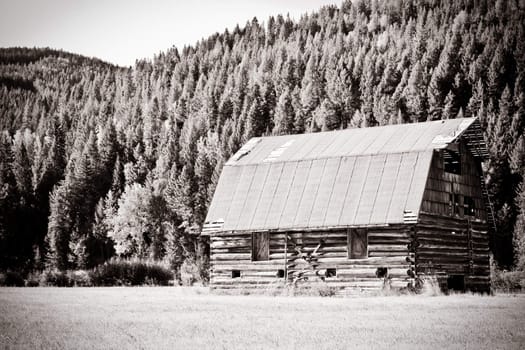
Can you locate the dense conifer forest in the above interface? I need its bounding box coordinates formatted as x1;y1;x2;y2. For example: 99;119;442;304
1;0;524;280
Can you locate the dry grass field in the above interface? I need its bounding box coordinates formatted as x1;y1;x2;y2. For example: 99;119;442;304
0;287;524;349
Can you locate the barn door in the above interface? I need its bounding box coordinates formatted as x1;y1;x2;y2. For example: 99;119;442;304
252;232;269;261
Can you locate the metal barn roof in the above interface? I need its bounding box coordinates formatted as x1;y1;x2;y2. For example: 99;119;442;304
203;118;486;234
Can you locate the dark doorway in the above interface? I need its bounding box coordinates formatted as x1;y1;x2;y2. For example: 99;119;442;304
447;275;465;292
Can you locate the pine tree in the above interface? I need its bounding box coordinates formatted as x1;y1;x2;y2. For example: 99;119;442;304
46;182;72;270
98;118;118;193
360;54;378;126
244;83;267;139
194;133;220;226
153;116;180;182
404;60;428;122
496;85;515;155
165;165;195;227
427;17;463;119
514;175;525;270
467;79;485;117
300;52;323;127
314;98;340;131
487;43;506;103
442;90;457;119
273;87;295;135
0;132;19;268
12;131;34;203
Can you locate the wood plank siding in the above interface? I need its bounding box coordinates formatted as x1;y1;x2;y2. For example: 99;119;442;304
421;142;487;221
210;226;412;293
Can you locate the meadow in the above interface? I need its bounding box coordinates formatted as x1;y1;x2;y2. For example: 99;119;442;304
1;287;524;349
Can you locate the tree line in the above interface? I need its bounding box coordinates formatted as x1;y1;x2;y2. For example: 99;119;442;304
0;0;524;279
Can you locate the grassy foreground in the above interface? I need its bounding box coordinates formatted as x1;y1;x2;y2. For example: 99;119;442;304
0;288;524;349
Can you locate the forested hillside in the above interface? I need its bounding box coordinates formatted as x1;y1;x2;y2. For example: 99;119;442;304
1;0;524;279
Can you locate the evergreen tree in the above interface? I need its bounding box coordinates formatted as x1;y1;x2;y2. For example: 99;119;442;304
244;83;267;139
273;87;295;135
300;52;323;127
442;90;457;119
46;183;72;270
404;60;428;122
0;132;20;268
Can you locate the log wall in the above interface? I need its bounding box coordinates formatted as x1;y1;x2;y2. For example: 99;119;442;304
416;212;490;293
210;225;412;294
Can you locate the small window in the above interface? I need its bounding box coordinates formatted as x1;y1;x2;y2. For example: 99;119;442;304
252;232;269;261
464;196;475;217
376;267;388;278
276;269;285;278
444;149;461;174
232;270;241;278
326;268;337;278
348;229;368;259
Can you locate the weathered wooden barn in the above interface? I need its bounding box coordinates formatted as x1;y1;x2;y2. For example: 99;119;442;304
202;118;492;294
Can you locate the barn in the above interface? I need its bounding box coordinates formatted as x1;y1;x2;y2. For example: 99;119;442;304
202;117;492;294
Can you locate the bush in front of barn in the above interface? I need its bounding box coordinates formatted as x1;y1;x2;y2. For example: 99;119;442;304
16;259;173;287
38;270;68;286
89;258;172;286
0;271;25;286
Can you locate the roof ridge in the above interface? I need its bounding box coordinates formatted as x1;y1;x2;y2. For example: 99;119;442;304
224;149;435;167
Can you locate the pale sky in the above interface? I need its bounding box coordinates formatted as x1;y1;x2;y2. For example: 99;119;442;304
0;0;340;67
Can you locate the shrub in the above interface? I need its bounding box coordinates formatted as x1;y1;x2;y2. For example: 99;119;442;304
0;271;25;286
180;260;199;286
293;283;339;297
418;276;443;296
492;269;525;292
39;269;71;287
180;257;210;286
67;270;93;287
25;272;41;287
89;258;172;286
